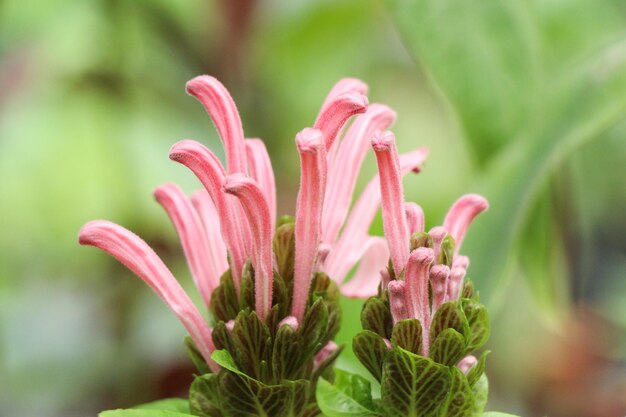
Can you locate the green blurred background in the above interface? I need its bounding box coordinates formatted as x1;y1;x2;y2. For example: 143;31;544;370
1;0;625;416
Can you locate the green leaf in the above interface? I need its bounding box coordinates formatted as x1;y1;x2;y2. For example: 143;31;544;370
429;328;466;366
189;374;223;417
210;350;245;377
360;297;392;339
316;371;380;417
99;410;194;417
380;348;451;417
467;351;490;387
473;374;489;416
442;367;476;417
430;302;469;343
184;336;211;375
482;413;520;417
391;319;422;355
133;399;189;413
463;302;490;352
352;330;389;382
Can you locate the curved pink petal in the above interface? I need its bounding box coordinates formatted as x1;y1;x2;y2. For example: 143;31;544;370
388;280;409;324
291;128;327;322
372;131;410;277
223;174;273;322
190;190;229;277
320;78;369;111
323;147;428;282
169;140;248;285
404;202;425;234
443;194;489;254
430;264;450;313
78;220;218;371
446;266;467;302
428;226;447;264
154;183;220;306
186;75;247;174
314;92;368;151
457;355;478;374
245;138;276;230
405;248;435;331
340;237;389;298
322;104;396;245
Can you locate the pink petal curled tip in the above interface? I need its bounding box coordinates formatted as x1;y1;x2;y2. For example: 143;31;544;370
154;183;220;306
430;264;451;313
314;92;368;151
457;355;478;374
405;248;435;328
245;139;276;230
314;341;339;369
372;131;409;277
388;280;409;324
443;194;489;254
340;237;389;298
191;190;229;277
278;315;299;331
223;174;274;322
186;75;247;174
404;202;425;234
323;147;428;283
321;78;369;110
226;319;235;332
169;140;248;284
446;266;467;302
292;128;327;322
429;226;447;264
318;243;332;264
453;255;470;270
322;104;396;245
78;220;218;372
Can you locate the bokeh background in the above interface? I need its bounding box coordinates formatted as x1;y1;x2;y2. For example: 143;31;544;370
1;0;625;416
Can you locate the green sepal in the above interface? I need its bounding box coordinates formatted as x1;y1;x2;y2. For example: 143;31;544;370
473;374;489;415
390;319;422;355
438;234;455;267
410;231;433;251
210;270;240;322
463;301;490;353
239;262;256;312
273;219;296;280
231;310;271;380
360;297;392;339
429;328;467;366
299;297;330;360
211;321;235;353
352;330;389;382
467;351;490;387
189;373;223;417
462;280;475;300
429;301;470;343
272;271;291;318
443;367;477;417
271;320;301;381
380;347;451;417
184;336;212;375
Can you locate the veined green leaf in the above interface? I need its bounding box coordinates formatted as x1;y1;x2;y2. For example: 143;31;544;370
133;398;189;413
316;370;380;417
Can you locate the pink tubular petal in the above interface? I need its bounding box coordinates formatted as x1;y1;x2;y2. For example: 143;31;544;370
429;226;447;264
314;92;368;151
453;255;470;270
245;139;276;230
154;183;220;306
78;220;218;371
430;264;451;313
405;248;435;330
314;341;339;370
321;78;369;110
190;190;229;277
278;316;299;331
340;237;389;298
372;131;410;277
222;174;273;322
446;266;467;302
443;194;489;254
322;104;396;245
291;128;327;322
388;280;409;324
169;140;248;284
186;75;247;174
323;147;428;283
404;202;425;234
457;355;478;374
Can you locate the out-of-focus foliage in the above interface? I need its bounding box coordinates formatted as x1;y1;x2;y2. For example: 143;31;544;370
1;0;624;416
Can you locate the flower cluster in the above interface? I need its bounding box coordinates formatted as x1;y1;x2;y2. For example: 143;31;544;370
79;76;430;416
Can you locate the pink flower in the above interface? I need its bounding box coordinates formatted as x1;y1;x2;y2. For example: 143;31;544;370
370;131;489;354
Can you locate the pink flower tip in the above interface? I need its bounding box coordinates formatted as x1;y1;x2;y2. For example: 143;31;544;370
221;172;251;194
409;247;435;266
78;220;110;245
296;128;324;152
371;130;396;152
278;316;299;331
